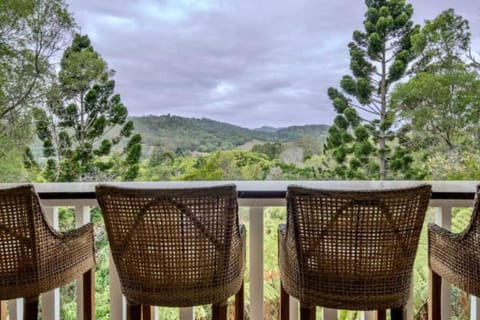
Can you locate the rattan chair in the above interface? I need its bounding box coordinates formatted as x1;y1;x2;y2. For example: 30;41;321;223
429;185;480;320
0;185;95;320
279;184;432;320
96;184;245;320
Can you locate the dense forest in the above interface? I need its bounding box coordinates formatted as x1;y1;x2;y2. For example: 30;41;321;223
1;0;480;319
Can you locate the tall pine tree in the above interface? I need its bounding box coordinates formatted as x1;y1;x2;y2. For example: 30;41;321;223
30;34;141;181
324;0;422;179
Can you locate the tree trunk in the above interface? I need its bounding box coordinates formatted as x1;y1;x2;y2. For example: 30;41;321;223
379;46;387;180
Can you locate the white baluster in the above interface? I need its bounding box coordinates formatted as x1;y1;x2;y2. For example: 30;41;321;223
361;311;375;320
435;206;452;319
406;274;414;319
8;299;23;320
179;307;194;320
249;206;264;320
42;206;60;320
471;295;480;320
322;307;337;319
109;252;125;320
75;205;92;320
289;296;299;320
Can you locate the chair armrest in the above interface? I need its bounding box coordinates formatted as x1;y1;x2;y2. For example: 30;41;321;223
428;223;461;241
428;222;465;271
59;223;95;242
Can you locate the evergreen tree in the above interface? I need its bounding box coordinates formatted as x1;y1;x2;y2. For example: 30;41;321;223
31;34;141;181
324;0;421;179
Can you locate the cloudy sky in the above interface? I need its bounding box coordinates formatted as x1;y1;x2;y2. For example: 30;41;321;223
67;0;480;128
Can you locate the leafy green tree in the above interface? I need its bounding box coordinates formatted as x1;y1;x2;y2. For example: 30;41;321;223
0;114;33;182
251;142;282;160
31;34;141;181
324;0;421;179
0;0;74;119
391;10;480;153
0;0;74;181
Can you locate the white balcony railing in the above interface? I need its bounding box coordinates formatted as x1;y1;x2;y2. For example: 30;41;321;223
1;180;480;320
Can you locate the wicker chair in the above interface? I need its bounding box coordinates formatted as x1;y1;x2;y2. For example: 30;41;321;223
0;185;95;320
96;184;245;320
429;185;480;319
279;184;432;320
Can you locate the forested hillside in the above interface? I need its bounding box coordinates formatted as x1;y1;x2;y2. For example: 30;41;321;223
132;114;329;153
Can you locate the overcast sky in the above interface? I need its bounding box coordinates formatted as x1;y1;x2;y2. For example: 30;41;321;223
67;0;480;128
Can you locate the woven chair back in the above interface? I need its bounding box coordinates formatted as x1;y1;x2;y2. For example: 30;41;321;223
285;184;431;309
96;184;243;306
0;186;41;288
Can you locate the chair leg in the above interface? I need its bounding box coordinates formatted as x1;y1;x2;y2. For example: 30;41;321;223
235;281;245;320
376;309;386;320
212;301;228;320
280;282;290;320
127;302;141;320
83;268;95;320
429;269;442;320
23;296;39;320
142;305;153;320
300;303;315;320
391;307;405;320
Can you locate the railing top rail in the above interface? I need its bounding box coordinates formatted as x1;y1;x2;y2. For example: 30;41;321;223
0;181;478;200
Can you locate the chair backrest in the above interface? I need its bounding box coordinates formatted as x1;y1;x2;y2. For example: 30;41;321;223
96;184;241;295
0;185;42;286
286;184;431;283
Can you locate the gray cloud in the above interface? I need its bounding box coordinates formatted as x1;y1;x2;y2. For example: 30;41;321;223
67;0;480;128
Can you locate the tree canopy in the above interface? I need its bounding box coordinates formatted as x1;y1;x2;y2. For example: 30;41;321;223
31;33;141;181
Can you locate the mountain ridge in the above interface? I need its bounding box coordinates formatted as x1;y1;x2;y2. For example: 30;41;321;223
131;114;330;154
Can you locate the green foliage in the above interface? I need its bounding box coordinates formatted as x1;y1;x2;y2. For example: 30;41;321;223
0;0;74;182
0;0;74;120
31;34;142;182
324;0;422;180
426;152;480;180
412;9;471;73
132;115;329;155
251;142;282;160
0;112;34;182
392;9;480;155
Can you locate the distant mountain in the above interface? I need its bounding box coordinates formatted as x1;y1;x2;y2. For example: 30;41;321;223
254;126;279;133
273;124;331;141
132;115;329;154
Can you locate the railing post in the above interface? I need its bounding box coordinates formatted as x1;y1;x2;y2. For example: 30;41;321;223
434;206;452;319
42;206;60;320
7;299;23;320
471;295;480;320
289;296;299;320
250;206;264;320
361;311;375;320
75;205;92;320
109;252;125;320
406;274;414;319
179;307;194;320
322;307;337;320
